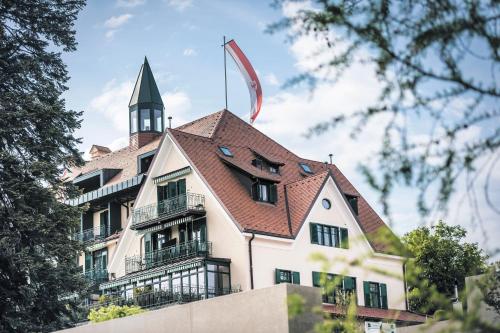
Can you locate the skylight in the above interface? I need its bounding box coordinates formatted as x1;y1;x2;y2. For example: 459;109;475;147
299;163;313;174
219;146;233;157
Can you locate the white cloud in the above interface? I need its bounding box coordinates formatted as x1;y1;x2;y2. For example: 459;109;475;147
90;79;134;133
166;0;192;11
161;91;191;127
104;14;133;29
105;29;117;39
265;73;279;86
116;0;146;7
183;48;197;57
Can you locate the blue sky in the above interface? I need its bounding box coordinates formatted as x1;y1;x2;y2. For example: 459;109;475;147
63;0;499;254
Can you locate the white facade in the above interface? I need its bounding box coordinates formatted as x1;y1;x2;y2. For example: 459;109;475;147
108;132;407;310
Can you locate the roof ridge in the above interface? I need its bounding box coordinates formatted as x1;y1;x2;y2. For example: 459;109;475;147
168;128;215;142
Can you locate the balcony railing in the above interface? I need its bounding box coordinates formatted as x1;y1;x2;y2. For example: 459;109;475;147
131;193;205;228
73;225;109;243
84;268;108;284
125;240;212;274
76;285;240;322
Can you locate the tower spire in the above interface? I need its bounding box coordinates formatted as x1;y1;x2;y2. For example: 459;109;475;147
129;57;164;149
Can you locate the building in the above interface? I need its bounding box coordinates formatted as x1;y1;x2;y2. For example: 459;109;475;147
66;57;425;326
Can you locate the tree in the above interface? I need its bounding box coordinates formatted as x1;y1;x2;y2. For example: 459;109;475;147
87;305;145;323
269;0;499;227
0;1;86;332
402;221;488;314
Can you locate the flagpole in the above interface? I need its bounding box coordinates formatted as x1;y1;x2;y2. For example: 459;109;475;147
223;35;228;110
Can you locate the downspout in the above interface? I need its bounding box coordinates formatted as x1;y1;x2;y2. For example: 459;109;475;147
403;261;409;310
248;233;255;290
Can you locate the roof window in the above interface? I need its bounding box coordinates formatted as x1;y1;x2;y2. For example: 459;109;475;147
219;146;233;157
299;163;313;174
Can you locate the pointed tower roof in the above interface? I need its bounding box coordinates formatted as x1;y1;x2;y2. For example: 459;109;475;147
128;57;163;107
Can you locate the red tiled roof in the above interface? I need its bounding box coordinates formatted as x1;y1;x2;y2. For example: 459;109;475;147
170;110;400;253
323;304;427;323
66;138;161;186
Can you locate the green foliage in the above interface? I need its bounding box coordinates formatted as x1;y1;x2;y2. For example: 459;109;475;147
288;293;306;319
269;0;500;224
88;305;145;323
0;0;86;332
402;221;488;314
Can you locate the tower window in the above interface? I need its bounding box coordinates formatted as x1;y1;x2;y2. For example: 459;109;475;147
140;109;151;131
131;110;138;133
299;163;313;174
219;146;233;157
154;109;163;132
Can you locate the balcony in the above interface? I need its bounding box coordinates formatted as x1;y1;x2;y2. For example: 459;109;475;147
73;225;109;244
125;240;212;274
84;268;109;284
130;193;205;230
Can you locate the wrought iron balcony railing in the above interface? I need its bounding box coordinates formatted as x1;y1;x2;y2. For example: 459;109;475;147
125;240;212;274
76;285;241;322
84;268;108;284
131;193;205;228
73;225;109;243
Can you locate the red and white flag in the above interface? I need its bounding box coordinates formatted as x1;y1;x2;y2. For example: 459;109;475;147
224;40;262;124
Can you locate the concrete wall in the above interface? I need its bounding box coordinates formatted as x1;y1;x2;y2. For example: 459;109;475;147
56;284;322;333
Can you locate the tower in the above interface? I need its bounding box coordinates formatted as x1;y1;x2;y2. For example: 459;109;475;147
129;57;164;149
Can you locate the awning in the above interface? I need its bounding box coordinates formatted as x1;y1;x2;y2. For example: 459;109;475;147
99;257;205;290
323;304;427;323
66;174;145;206
137;216;196;234
153;166;192;184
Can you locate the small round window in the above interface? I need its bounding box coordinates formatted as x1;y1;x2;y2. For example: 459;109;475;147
322;198;331;209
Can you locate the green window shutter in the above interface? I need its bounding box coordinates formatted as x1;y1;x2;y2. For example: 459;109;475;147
343;276;356;291
251;182;259;201
275;269;282;284
380;283;388;309
269;184;278;203
312;271;321;287
340;228;349;249
200;223;207;242
310;224;319;244
167;182;177;198
292;271;300;285
177;178;186;195
144;233;152;254
363;281;371;307
84;252;91;271
157;185;165;201
100;210;108;236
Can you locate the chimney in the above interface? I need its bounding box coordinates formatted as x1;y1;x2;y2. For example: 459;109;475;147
89;145;111;160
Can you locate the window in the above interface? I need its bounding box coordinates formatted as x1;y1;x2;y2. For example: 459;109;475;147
345;194;359;215
154;109;163;132
312;272;356;304
322;198;331;209
140;109;151;131
131;110;138;133
275;269;300;284
99;210;109;237
252;182;278;204
219;146;233;157
310;223;348;249
299;162;313;174
364;281;388;309
137;150;156;174
269;164;279;174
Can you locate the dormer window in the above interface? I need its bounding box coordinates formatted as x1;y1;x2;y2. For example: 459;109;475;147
137;150;156;174
269;165;279;174
345;194;359;215
219;146;233;157
299;163;313;174
252;180;277;204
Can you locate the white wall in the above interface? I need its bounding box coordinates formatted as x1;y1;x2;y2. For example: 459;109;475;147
108;134;250;290
249;177;407;310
